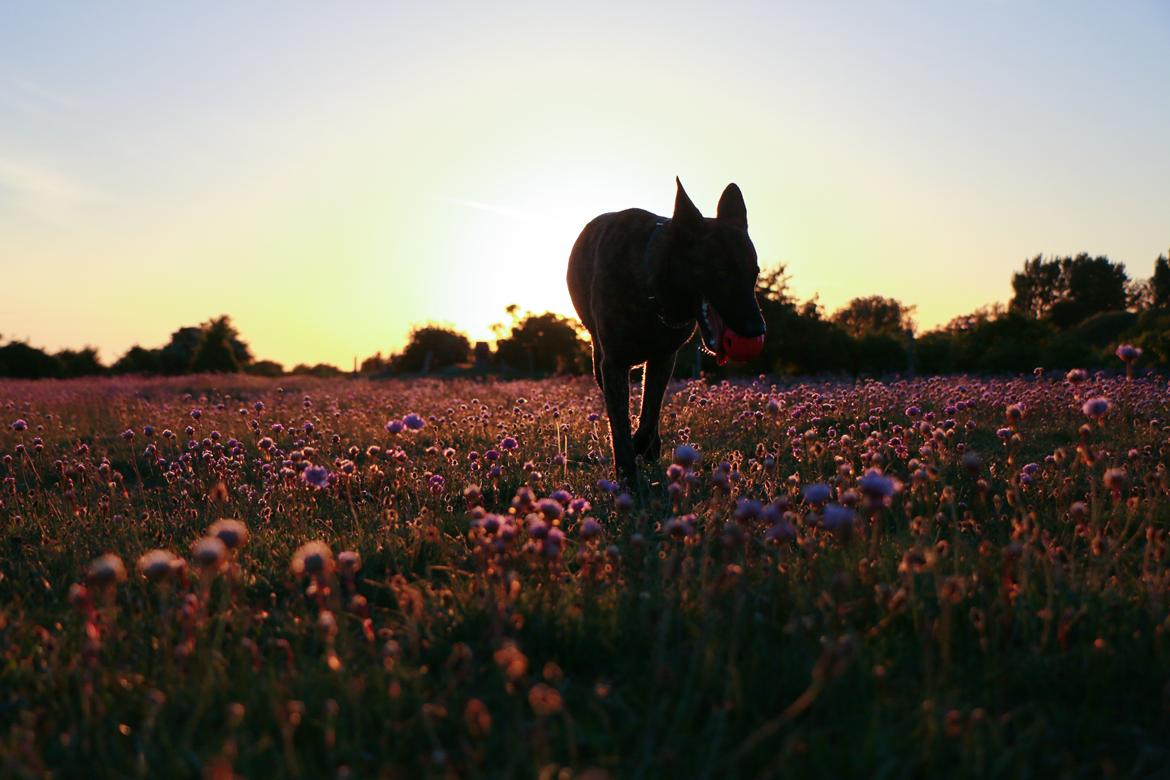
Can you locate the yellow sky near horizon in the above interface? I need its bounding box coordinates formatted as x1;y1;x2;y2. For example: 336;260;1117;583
2;2;1168;369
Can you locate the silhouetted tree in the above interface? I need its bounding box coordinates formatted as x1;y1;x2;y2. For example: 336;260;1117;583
1010;254;1128;328
246;359;285;377
112;346;162;375
397;325;471;373
0;341;63;378
830;296;915;338
55;347;104;377
190;316;243;373
495;310;589;374
1151;255;1170;311
290;363;344;377
158;326;204;375
360;352;389;374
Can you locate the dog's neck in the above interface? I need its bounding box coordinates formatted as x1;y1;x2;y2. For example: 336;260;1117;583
643;219;694;329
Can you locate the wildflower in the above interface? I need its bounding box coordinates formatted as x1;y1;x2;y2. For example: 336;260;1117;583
137;549;180;582
822;504;857;535
302;465;330;489
859;469;897;502
121;429;135;441
385;419;405;434
500;436;518;451
86;553;128;587
493;643;528;681
1115;344;1142;362
1005;403;1024;423
403;413;426;431
208;518;249;551
1082;398;1111;420
528;683;563;716
338;550;362;576
291;541;335;577
673;444;700;468
11;419;27;432
803;483;831;504
1104;468;1127;494
191;537;228;571
464;699;492;738
579;517;603;540
537;498;564;520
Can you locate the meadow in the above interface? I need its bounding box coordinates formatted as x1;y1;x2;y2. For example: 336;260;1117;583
2;371;1168;778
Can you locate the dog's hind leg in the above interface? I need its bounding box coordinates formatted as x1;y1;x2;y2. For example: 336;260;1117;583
632;352;676;461
591;346;604;391
600;358;636;482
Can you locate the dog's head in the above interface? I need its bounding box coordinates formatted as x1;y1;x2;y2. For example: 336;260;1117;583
666;178;766;364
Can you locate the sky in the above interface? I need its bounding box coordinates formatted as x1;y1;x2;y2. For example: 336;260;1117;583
2;1;1168;369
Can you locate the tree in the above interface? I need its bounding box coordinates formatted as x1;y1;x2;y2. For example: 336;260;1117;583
112;346;162;374
157;316;252;374
1010;254;1128;328
0;341;63;378
397;325;471;373
359;352;389;375
55;347;104;377
246;359;284;377
495;310;589;374
190;316;245;373
830;296;915;338
1151;255;1170;310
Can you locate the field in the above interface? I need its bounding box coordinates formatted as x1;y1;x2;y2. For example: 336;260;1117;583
2;372;1169;778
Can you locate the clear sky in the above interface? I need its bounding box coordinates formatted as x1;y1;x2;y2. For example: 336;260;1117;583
2;1;1168;368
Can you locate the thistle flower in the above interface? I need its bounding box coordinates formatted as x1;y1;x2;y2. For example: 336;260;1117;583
1082;398;1111;420
208;518;249;551
822;504;857;535
291;541;335;577
302;465;330;489
191;537;228;571
673;444;700;468
1115;344;1142;363
137;549;181;582
338;550;362;576
803;483;831;504
86;553;128;587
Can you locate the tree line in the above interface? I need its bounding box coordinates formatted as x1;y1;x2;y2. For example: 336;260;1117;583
2;251;1167;380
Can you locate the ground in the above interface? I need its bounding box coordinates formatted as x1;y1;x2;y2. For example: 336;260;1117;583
1;373;1168;778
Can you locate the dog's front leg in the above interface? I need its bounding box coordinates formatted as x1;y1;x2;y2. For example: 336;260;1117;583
632;352;676;461
600;358;636;482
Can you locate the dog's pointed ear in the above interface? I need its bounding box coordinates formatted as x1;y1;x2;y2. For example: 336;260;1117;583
717;183;748;230
673;177;704;235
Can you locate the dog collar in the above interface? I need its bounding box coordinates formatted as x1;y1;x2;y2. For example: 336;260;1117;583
643;218;692;329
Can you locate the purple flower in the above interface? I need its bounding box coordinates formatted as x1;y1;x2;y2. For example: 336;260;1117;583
1115;344;1142;362
1082;397;1111;420
673;444;700;468
403;413;426;431
821;503;857;534
859;469;896;499
11;419;28;432
303;465;330;489
500;436;518;451
803;483;831;504
385;419;405;434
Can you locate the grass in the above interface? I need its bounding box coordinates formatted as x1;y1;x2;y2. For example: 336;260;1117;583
1;372;1168;778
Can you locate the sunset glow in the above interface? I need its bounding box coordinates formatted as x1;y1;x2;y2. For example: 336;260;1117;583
2;2;1168;368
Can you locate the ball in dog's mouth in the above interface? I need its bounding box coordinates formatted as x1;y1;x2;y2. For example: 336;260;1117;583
699;299;765;365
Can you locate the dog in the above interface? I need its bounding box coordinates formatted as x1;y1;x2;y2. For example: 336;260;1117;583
567;178;766;482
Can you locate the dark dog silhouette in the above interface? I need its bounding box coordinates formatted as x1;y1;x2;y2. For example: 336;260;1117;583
567;178;766;482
